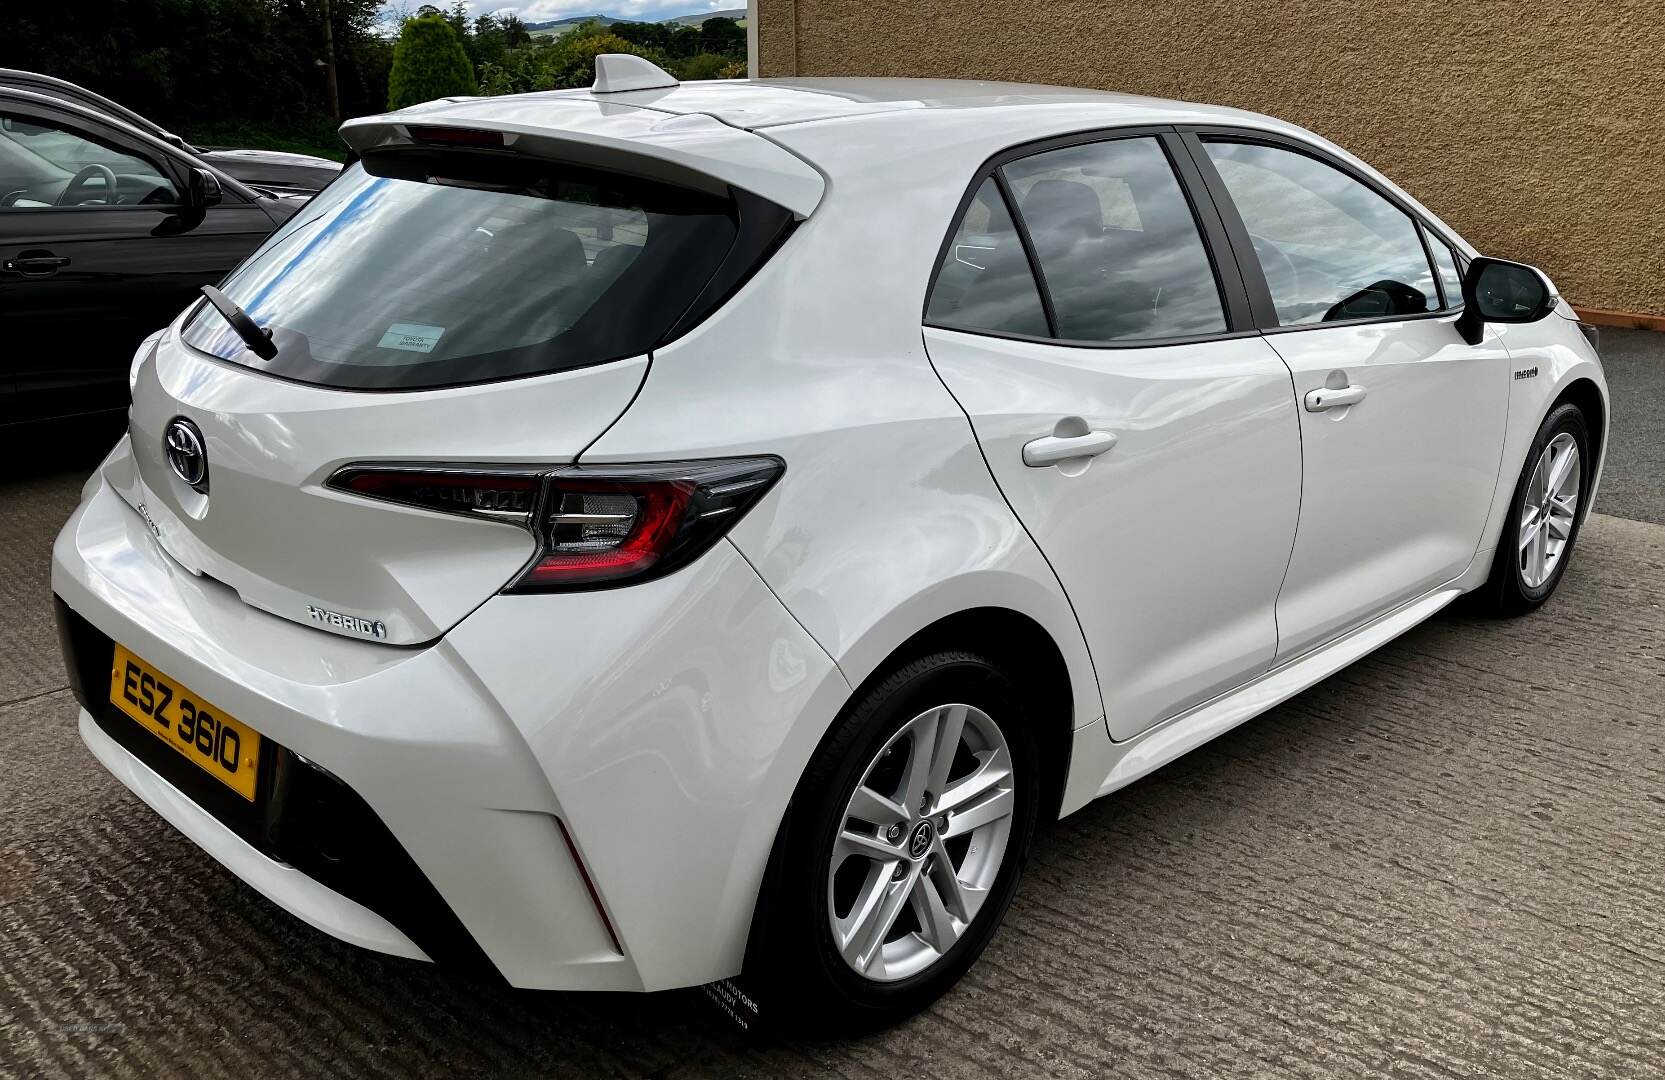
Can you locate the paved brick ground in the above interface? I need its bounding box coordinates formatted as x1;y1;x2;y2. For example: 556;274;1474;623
2;334;1662;1078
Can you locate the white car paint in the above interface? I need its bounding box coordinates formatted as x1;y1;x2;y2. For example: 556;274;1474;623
1265;314;1512;659
56;74;1608;995
122;341;644;645
923;329;1302;740
346;94;827;218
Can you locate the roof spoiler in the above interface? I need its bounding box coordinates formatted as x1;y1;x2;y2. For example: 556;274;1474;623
591;54;678;95
340;96;825;218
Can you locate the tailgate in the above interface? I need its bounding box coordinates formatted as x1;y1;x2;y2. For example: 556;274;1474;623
120;332;645;645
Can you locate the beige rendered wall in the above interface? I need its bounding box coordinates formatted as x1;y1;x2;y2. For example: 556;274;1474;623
756;0;1665;320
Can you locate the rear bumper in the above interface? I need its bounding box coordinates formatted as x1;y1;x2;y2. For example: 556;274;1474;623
75;706;429;962
53;453;849;991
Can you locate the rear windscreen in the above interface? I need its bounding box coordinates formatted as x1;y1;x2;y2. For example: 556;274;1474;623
181;149;768;390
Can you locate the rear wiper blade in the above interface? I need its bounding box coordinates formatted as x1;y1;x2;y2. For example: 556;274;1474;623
199;285;277;360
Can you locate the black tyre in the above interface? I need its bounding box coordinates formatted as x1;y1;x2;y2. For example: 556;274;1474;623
740;651;1038;1035
1471;401;1591;615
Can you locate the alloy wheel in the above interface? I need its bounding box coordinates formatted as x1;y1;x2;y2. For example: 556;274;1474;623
1519;431;1581;589
827;703;1016;982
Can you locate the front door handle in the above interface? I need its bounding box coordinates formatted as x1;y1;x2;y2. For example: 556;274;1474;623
3;251;71;277
1304;384;1367;411
1023;430;1118;467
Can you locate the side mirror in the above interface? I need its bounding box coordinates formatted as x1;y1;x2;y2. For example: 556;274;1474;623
1455;256;1557;345
185;167;223;210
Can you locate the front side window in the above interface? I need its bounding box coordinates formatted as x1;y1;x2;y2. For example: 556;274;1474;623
925;177;1049;338
181;150;758;390
1203;140;1436;325
1004;136;1227;343
0;112;178;208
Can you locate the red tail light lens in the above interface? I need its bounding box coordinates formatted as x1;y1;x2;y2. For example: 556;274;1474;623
327;458;784;591
514;459;783;591
330;466;540;521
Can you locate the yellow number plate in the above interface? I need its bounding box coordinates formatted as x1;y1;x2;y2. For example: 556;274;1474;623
108;645;261;801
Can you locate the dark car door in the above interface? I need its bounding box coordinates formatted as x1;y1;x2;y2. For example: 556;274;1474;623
0;99;276;424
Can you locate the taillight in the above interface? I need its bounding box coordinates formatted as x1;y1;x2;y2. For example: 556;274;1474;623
327;458;784;591
330;465;541;522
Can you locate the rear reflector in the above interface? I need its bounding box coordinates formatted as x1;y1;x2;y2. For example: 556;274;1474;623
327;458;784;591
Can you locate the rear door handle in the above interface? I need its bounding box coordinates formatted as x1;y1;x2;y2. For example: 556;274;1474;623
1023;430;1118;467
3;252;71;277
1304;384;1367;411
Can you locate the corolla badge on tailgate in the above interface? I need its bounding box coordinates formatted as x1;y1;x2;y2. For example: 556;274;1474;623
306;604;388;639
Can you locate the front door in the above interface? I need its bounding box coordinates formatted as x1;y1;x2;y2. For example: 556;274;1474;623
923;132;1302;741
1191;136;1510;658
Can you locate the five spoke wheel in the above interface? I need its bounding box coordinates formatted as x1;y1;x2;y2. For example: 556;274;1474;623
828;702;1016;982
1519;431;1580;589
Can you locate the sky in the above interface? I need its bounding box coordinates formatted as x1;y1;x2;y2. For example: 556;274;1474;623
408;0;742;23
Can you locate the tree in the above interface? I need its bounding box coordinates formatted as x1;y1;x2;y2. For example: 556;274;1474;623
665;24;703;58
467;13;510;70
499;13;531;48
387;13;477;110
534;31;656;90
611;20;673;52
676;53;735;81
698;17;745;58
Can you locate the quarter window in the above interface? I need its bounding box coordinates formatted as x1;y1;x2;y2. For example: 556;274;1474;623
1203;140;1437;326
1425;229;1464;309
925;177;1049;338
0;112;179;209
1004;137;1226;342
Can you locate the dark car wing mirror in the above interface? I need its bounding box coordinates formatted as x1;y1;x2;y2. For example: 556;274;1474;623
1455;256;1558;344
186;167;223;209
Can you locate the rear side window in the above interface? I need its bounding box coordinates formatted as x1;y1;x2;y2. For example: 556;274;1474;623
181;150;788;390
925;178;1049;338
1004;137;1226;342
1203;140;1437;326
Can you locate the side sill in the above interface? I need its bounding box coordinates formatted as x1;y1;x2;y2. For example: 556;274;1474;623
1093;586;1461;801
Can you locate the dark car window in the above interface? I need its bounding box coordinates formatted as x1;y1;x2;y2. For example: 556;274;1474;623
1002;136;1226;343
925;177;1049;338
1203;140;1437;326
0;111;179;208
1425;228;1464;309
179;151;779;391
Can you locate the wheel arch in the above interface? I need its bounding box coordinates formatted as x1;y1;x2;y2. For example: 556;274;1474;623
1464;324;1609;580
844;606;1078;826
1552;375;1607;503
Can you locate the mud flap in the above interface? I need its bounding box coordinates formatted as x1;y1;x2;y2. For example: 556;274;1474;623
700;977;764;1033
698;803;795;1035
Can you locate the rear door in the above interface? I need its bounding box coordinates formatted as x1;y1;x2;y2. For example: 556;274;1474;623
1187;133;1510;658
924;130;1302;741
0;99;273;422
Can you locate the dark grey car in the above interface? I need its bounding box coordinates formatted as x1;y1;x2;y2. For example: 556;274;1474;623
0;69;341;196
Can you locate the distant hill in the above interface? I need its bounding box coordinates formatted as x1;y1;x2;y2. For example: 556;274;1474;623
663;8;747;26
524;13;619;35
525;9;746;37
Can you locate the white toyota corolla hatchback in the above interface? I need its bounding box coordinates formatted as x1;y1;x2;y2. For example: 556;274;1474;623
54;58;1607;1031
